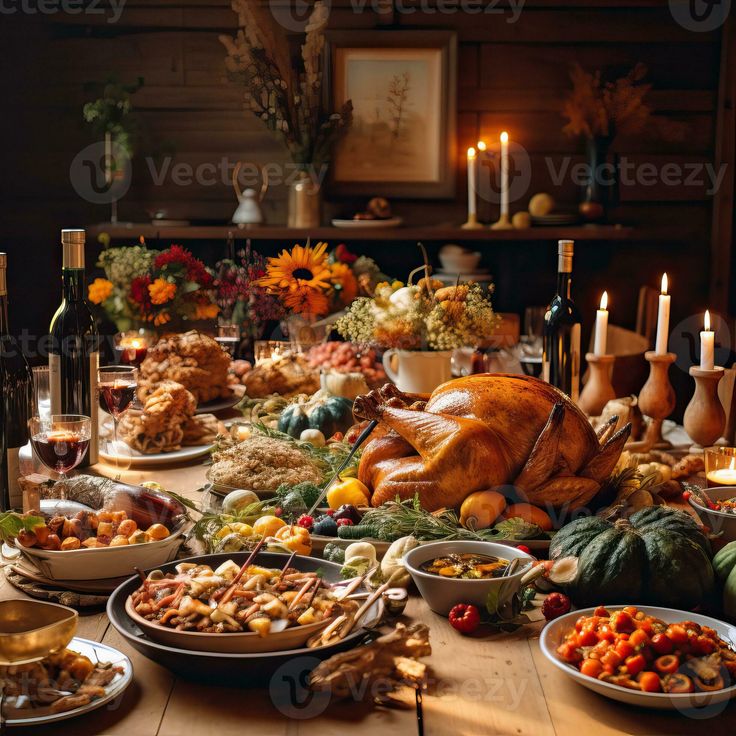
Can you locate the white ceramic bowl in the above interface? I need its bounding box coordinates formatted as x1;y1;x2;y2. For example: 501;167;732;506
19;526;185;581
403;540;533;615
438;249;482;274
540;605;736;710
687;486;736;542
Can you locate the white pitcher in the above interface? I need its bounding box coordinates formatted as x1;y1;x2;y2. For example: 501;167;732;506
231;161;268;225
382;349;453;394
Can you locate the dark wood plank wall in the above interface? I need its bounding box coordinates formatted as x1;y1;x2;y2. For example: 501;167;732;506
0;1;728;352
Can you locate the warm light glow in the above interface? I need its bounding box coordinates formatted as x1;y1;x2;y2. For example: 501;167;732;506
131;338;143;349
500;131;509;144
730;457;735;472
476;141;487;152
467;146;476;159
661;273;668;295
705;309;711;332
600;291;608;311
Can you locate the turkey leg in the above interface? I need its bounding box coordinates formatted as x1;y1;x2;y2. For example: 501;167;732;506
513;403;564;493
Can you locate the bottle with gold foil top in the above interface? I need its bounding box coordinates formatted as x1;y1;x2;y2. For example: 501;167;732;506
49;229;99;465
543;240;582;401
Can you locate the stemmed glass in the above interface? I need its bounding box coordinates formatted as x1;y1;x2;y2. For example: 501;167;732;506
97;365;138;454
29;414;91;480
215;323;240;357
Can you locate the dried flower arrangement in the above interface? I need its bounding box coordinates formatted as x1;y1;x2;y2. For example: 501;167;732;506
336;252;498;351
220;0;352;169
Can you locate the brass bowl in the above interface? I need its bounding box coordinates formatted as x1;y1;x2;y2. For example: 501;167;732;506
0;600;78;665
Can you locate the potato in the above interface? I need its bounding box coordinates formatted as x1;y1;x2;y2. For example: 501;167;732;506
44;534;61;551
117;519;137;537
61;536;81;551
97;521;114;538
110;535;129;546
146;524;170;541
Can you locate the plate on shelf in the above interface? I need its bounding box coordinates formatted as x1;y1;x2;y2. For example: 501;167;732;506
331;217;403;229
195;393;240;415
540;605;736;710
2;637;132;727
100;442;213;467
531;214;579;226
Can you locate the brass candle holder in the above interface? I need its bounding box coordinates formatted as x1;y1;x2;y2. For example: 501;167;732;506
461;212;484;230
490;213;513;230
579;353;616;417
683;366;725;452
629;351;677;451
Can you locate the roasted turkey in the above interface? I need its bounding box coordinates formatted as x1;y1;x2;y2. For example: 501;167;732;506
354;375;631;511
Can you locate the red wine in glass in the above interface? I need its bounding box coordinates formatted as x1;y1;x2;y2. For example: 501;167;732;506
32;431;90;475
98;380;137;419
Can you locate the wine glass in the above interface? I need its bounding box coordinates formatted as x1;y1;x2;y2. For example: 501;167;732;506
98;365;138;454
32;366;51;421
29;414;91;480
215;323;240;357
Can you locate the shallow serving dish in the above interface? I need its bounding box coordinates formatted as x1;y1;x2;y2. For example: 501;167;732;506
18;524;186;581
0;600;78;665
403;540;533;615
115;551;382;655
540;605;736;710
687;485;736;543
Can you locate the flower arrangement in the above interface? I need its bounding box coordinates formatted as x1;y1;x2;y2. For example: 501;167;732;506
90;242;219;329
219;0;352;169
336;264;498;351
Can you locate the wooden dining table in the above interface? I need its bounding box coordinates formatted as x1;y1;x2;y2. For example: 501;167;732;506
3;457;735;736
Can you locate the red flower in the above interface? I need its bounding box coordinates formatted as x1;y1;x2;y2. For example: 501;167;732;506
154;245;213;287
335;243;357;264
130;275;151;307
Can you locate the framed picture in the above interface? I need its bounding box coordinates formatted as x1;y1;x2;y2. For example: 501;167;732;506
327;30;457;199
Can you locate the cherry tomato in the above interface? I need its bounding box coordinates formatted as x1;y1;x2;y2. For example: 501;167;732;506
639;671;662;692
654;655;679;675
622;606;639;617
650;633;674;655
635;619;654;636
557;642;581;663
597;625;616;643
516;544;531;555
666;624;688;646
610;611;635;633
448;604;481;635
615;640;635;660
629;629;650;648
594;606;610;618
579;629;598;647
625;654;646;676
692;635;717;655
580;658;604;678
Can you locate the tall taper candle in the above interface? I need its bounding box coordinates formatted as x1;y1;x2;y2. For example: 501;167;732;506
500;132;509;218
467;146;477;217
655;273;670;355
594;291;609;356
700;309;715;370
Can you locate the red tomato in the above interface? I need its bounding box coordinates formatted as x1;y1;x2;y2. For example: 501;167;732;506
692;635;717;655
654;655;679;674
601;650;622;669
579;629;598;647
622;606;639;617
610;611;636;633
651;633;674;655
625;654;646;676
557;643;581;663
597;625;616;643
639;672;662;692
635;619;654;636
666;624;688;646
594;606;610;618
629;629;650;648
615;640;635;660
580;658;604;678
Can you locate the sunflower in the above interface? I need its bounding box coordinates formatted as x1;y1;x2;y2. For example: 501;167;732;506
257;241;331;293
329;262;358;308
283;284;330;316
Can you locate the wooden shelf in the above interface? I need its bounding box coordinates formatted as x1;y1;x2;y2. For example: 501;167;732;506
84;223;662;243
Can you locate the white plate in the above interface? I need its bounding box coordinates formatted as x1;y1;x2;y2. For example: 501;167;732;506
331;217;403;228
195;394;239;415
4;637;132;727
100;442;212;467
540;605;736;710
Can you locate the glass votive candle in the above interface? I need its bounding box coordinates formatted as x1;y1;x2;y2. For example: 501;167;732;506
114;329;156;367
254;340;292;365
704;446;736;487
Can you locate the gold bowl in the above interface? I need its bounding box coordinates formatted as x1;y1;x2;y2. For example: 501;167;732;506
0;600;78;665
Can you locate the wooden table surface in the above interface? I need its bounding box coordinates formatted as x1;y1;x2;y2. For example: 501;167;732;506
4;459;735;736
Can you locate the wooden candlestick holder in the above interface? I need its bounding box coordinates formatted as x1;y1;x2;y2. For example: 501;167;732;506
490;212;513;230
579;353;616;417
683;366;725;452
628;351;677;451
461;212;484;230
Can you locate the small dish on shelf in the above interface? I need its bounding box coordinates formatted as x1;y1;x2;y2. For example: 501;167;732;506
331;217;403;229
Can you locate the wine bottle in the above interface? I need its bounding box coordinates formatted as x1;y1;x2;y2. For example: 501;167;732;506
49;229;99;466
543;240;582;401
0;253;34;510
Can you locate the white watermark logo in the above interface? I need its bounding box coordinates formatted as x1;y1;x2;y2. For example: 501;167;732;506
69;141;131;204
669;0;730;31
0;0;126;23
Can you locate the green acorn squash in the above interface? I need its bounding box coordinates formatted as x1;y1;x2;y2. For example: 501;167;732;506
712;542;736;620
278;390;354;439
550;506;713;609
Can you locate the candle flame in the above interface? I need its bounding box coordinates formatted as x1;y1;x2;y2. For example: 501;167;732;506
500;131;509;144
661;273;668;295
467;146;476;159
705;309;711;331
476;141;487;152
600;291;608;311
131;338;142;349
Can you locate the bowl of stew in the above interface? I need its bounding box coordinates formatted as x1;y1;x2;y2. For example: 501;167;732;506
403;540;534;615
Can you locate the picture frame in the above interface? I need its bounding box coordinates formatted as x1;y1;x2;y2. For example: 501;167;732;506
326;30;457;199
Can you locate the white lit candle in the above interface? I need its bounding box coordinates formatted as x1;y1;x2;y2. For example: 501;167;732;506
467;146;477;217
500;132;509;218
700;309;715;370
707;457;736;486
594;291;609;356
655;273;671;355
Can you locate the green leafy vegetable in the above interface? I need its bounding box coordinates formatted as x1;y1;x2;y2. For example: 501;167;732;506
0;512;45;545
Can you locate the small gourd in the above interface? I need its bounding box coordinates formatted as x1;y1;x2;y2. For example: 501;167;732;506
278;390;354;439
299;428;325;447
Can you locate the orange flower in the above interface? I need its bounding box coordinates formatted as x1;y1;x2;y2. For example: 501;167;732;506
88;278;113;305
257;241;331;293
283;285;329;316
153;311;171;326
148;277;176;305
329;263;358;307
195;303;220;320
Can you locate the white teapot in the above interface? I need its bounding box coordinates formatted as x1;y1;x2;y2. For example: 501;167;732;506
231;161;268;226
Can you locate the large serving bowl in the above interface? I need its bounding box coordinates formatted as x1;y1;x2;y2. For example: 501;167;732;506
18;525;185;581
687;486;736;543
403;540;534;615
112;551;382;656
540;605;736;710
0;600;78;664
